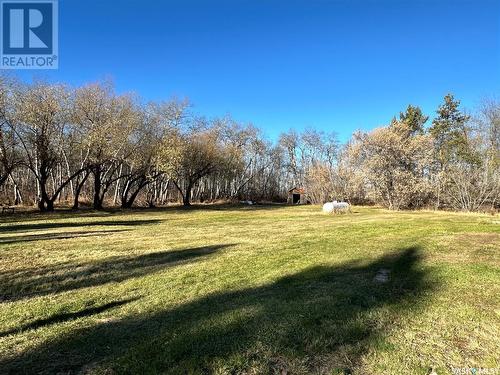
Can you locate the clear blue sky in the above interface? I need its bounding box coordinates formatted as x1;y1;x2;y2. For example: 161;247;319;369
18;0;500;141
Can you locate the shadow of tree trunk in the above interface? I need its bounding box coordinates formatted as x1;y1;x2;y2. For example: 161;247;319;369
0;246;436;374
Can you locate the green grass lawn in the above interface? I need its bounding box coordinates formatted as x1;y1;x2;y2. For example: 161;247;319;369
0;205;498;374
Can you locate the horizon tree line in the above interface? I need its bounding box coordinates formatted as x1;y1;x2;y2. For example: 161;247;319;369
0;75;498;212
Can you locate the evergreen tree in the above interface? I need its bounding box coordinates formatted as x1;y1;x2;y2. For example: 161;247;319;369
429;94;475;167
398;105;428;136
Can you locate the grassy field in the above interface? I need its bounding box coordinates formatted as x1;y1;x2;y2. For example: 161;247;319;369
0;205;498;374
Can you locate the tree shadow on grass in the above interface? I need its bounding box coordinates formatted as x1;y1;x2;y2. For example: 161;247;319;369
0;204;290;224
0;244;233;302
169;203;289;212
0;229;127;244
0;246;436;374
0;297;140;338
0;219;162;234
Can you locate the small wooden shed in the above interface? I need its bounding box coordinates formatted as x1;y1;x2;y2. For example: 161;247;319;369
287;187;306;204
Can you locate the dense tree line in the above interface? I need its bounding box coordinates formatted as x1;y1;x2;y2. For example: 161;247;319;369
0;76;498;211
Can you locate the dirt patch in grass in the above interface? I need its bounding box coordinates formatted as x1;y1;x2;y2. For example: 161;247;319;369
454;232;500;245
430;232;500;265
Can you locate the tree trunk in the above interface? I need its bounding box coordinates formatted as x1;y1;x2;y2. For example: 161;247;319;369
72;172;89;209
120;180;132;208
183;183;192;206
93;166;103;210
122;187;143;208
113;163;124;205
38;172;54;212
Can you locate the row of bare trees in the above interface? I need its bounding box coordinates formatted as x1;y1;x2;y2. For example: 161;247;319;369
0;75;498;211
0;76;289;210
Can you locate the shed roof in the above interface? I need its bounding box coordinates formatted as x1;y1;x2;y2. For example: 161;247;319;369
288;187;305;194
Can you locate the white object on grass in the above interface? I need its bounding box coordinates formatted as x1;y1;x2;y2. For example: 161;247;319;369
322;202;335;213
322;200;350;214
